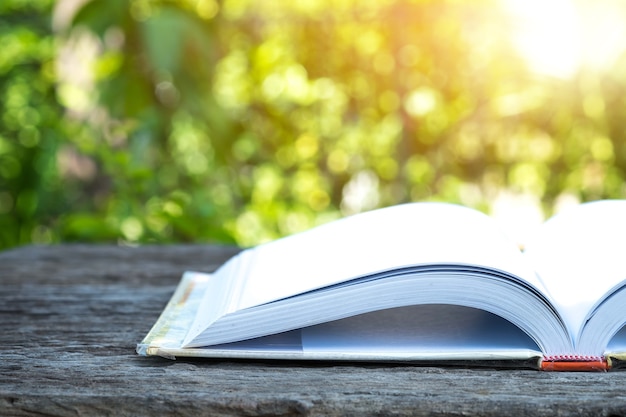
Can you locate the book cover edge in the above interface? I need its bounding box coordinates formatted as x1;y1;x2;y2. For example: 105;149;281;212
136;271;211;358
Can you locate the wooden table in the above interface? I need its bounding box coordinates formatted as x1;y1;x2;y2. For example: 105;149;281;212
2;244;626;416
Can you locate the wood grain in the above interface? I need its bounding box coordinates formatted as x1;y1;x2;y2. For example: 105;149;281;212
2;244;626;417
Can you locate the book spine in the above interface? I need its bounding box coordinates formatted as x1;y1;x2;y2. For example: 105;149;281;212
541;355;608;371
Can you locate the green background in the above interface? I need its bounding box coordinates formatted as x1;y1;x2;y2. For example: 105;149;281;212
2;0;625;250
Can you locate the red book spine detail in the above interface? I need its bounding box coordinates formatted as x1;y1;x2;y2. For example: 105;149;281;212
541;355;608;371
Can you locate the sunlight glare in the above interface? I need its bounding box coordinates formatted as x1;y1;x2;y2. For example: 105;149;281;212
502;0;626;78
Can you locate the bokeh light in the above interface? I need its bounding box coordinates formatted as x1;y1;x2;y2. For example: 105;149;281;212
2;0;626;249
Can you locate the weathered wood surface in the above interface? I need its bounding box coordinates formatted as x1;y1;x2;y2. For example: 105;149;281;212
2;244;626;417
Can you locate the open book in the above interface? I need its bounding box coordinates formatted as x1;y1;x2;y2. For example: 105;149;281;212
137;201;626;371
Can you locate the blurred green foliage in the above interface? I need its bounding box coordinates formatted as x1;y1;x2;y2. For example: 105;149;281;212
2;0;626;250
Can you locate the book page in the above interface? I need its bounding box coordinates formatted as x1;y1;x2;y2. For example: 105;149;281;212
301;304;540;355
607;325;626;352
523;200;626;339
229;203;544;312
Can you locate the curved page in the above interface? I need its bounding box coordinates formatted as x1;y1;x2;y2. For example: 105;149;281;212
186;203;544;344
234;203;540;310
301;304;541;356
524;200;626;344
185;265;571;353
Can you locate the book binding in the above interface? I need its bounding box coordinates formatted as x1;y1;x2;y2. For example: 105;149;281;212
540;355;609;371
